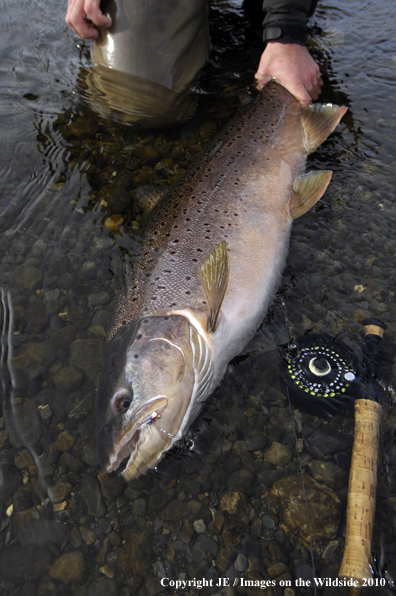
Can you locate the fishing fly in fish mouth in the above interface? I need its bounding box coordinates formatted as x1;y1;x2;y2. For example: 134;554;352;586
96;314;213;481
95;81;347;481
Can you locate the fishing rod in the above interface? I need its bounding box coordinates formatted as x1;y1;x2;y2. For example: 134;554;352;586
280;317;387;589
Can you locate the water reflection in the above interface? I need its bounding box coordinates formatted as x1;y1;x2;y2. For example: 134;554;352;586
84;0;210;126
0;0;396;594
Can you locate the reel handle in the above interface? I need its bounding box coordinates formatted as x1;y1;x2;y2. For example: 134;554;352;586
338;398;382;585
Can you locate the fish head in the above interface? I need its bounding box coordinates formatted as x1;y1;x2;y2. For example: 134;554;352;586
96;315;210;480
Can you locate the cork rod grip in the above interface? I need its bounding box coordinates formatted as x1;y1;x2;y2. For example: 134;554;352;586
339;399;382;585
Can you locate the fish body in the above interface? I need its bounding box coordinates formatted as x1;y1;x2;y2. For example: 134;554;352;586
96;81;347;480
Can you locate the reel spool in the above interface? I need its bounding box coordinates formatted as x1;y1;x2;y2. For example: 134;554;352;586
280;318;386;417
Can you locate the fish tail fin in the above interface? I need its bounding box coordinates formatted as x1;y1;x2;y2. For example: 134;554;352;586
301;104;348;154
290;170;332;219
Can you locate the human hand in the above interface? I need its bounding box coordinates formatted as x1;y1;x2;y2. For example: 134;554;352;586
65;0;112;39
255;42;323;104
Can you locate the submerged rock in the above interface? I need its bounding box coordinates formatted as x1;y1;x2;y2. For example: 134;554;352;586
15;266;42;292
20;518;68;547
0;544;54;584
308;459;348;491
54;366;84;392
265;474;342;556
264;441;293;467
69;337;104;384
49;550;86;585
305;425;353;459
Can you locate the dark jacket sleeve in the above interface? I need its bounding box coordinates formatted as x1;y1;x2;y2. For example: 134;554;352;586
262;0;318;45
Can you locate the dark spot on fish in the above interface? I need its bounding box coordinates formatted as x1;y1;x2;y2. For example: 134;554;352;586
134;354;139;359
122;320;126;325
185;291;191;295
186;276;191;280
154;247;159;252
137;334;142;339
143;319;148;323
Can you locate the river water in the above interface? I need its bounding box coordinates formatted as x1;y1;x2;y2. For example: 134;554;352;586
0;1;396;595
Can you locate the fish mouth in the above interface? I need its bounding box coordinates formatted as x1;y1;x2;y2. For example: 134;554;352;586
106;395;168;477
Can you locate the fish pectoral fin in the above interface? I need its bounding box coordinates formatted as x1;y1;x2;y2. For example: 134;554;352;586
290;170;332;219
198;240;229;333
134;185;169;214
301;103;347;154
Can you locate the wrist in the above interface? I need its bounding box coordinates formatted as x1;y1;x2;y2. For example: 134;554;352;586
263;21;306;46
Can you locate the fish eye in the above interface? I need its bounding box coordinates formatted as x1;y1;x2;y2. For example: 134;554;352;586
114;393;132;413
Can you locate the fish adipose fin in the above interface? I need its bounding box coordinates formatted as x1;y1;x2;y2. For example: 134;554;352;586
198;240;230;333
301;104;348;154
290;170;332;219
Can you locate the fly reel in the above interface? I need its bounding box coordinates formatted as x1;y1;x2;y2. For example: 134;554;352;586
280;319;386;416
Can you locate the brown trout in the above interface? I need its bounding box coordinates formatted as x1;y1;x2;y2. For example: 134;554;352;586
96;81;347;480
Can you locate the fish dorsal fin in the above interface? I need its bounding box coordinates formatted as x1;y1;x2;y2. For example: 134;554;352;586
198;240;229;333
134;185;169;214
290;170;332;219
301;103;347;154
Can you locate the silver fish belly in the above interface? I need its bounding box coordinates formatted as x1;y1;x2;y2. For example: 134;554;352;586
96;81;347;480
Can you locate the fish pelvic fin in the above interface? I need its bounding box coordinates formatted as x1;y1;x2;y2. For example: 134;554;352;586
134;185;169;214
290;170;332;219
198;240;230;333
301;103;348;154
